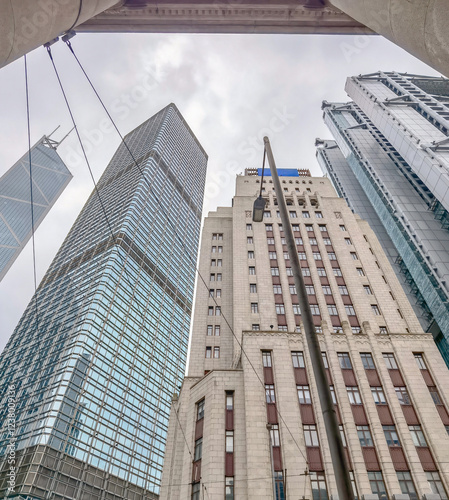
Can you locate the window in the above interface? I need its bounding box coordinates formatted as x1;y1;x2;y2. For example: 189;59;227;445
306;285;315;295
309;238;318;245
304;425;319;446
265;384;276;403
356;268;365;276
273;284;282;294
350;252;358;260
192;482;201;500
292;224;300;232
215;306;221;316
327;305;338;316
340;225;346;231
371;304;380;315
270;424;280;446
345;238;352;245
357;425;373;446
225;477;234;500
321;352;329;368
368;471;387;500
302;211;310;218
305;224;313;232
216;289;221;298
298;252;307;260
395;387;411;405
352;326;361;334
209;289;215;298
301;267;310;276
310;472;328;500
251;303;258;313
289;211;297;218
429;387;442;405
262;351;272;367
333;268;342;277
269;251;277;259
210;274;215;281
327;252;337;260
361;353;375;370
214;347;220;358
274;471;285;500
414;353;427;370
364;285;372;295
217;273;222;281
246;223;252;231
194;437;202;461
197;399;205;420
207;325;213;336
313;252;322;261
218;246;223;253
250;284;257;293
208;306;214;316
322;286;332;295
323;237;331;245
426;472;448;500
252;324;260;331
211;259;216;266
315;212;323;218
371;387;386;405
295;237;303;245
292;351;305;368
317;267;326;276
248;251;254;259
271;267;280;276
265;224;273;232
206;346;212;358
383;353;398;369
409;425;427;447
225;430;234;452
347;387;362;405
383;425;400;446
330;386;337;404
264;210;271;218
283;252;290;260
379;326;388;334
215;325;220;336
289;285;297;294
345;305;356;316
397;472;417;500
267;237;275;245
217;259;222;267
297;385;311;404
212;246;217;253
281;237;286;244
276;304;285;315
278;325;288;332
249;266;256;275
338;353;352;369
287;267;294;276
293;305;301;315
310;305;320;316
338;285;348;295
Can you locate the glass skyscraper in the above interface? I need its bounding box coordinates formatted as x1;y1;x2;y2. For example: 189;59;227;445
0;138;72;281
317;72;449;366
0;103;207;499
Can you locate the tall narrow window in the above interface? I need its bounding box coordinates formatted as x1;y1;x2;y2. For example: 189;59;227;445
225;430;234;452
194;438;203;461
205;347;212;358
226;392;234;410
383;425;400;447
397;472;417;500
192;482;201;500
310;472;328;500
357;425;373;446
292;351;305;368
371;387;386;405
214;347;220;359
426;472;448;499
360;353;375;370
197;399;205;420
414;353;427;370
225;477;234;500
215;325;221;336
304;425;319;446
347;387;362;405
409;425;427;447
383;353;398;369
297;385;311;404
262;351;272;367
250;284;257;293
368;472;387;500
265;384;276;403
338;352;352;369
207;325;213;336
251;302;259;313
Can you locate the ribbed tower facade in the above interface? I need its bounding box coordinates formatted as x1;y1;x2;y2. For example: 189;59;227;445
0;137;72;281
0;104;207;499
161;170;449;500
317;72;449;366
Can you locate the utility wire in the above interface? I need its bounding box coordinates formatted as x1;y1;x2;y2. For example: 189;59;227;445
24;54;39;332
62;38;307;465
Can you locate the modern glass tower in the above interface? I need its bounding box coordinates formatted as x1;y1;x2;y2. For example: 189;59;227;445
0;137;72;281
317;72;449;366
0;103;207;499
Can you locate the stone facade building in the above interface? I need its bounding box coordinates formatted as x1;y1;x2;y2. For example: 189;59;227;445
161;170;449;500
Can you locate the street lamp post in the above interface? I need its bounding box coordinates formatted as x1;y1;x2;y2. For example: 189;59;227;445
253;136;353;500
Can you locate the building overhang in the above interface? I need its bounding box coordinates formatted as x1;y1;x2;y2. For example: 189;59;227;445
76;0;373;35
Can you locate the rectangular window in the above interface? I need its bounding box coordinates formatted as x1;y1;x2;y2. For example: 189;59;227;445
275;304;285;315
208;306;214;316
250;284;257;293
321;352;329;368
207;325;213;336
297;385;311;404
409;425;427;447
225;430;234;452
352;326;361;334
247;237;253;244
327;252;337;260
212;246;216;253
206;346;212;358
383;425;400;447
340;225;346;231
357;425;373;446
264;211;271;218
426;472;448;500
194;438;203;461
345;305;356;316
295;237;303;245
210;274;215;281
309;238;318;245
252;324;260;331
338;285;348;295
217;259;222;267
293;304;301;315
347;387;362;405
302;211;310;218
273;284;282;294
225;477;234;500
265;384;276;403
305;224;313;232
306;285;315;295
197;399;205;420
262;351;272;367
246;223;252;231
383;353;398;369
371;387;387;405
322;286;332;295
395;387;411;405
251;302;259;313
215;306;221;316
304;425;319;446
298;252;307;260
368;471;387;500
323;237;331;245
317;267;326;276
397;472;417;500
379;326;388;334
265;224;273;231
218;246;223;253
192;482;201;500
292;224;300;232
217;273;222;281
338;352;352;369
350;252;358;260
270;424;280;446
301;267;311;276
269;251;277;259
275;472;285;500
216;289;221;298
209;289;215;298
371;304;380;315
248;251;255;259
345;238;352;245
215;325;221;336
289;211;297;218
226;392;234;410
289;285;297;294
357;268;365;276
310;472;328;500
315;212;323;219
327;305;338;316
330;386;337;404
292;351;305;368
283;252;290;260
249;266;256;275
214;347;220;359
364;285;372;295
361;353;375;370
313;252;322;260
333;268;342;277
211;259;216;266
310;305;320;316
267;237;275;244
271;267;280;276
319;224;327;232
414;353;427;370
429;387;442;405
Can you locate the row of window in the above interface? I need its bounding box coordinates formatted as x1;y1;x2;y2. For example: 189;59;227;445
263;210;324;219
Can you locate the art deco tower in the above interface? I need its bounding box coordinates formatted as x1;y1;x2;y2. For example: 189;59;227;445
0;104;207;499
161;169;449;500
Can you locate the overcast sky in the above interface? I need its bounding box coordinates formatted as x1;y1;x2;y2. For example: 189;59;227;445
0;32;441;351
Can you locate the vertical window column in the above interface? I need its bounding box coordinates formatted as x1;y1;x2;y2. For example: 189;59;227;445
225;391;234;493
192;399;205;489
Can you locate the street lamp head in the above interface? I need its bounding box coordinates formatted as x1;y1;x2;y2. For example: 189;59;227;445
252;195;266;222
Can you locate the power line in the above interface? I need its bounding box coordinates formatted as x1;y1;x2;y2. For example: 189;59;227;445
61;37;308;465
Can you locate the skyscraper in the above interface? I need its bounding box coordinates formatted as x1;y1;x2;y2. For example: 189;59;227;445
0;137;72;281
317;72;449;366
0;104;207;499
161;169;449;500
